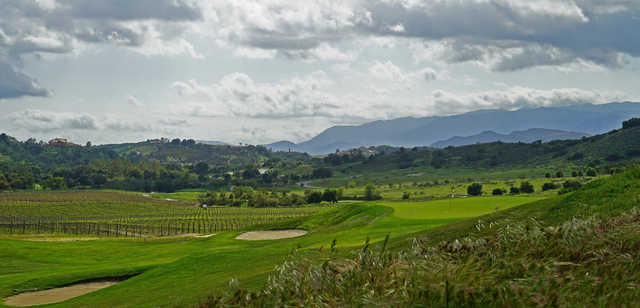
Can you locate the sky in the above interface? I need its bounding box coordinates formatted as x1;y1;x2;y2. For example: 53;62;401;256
1;0;639;145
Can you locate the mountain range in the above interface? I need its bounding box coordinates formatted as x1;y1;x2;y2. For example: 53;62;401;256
265;102;640;154
431;128;590;148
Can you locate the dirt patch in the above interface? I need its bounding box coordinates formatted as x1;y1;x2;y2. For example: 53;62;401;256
235;230;308;241
4;281;118;307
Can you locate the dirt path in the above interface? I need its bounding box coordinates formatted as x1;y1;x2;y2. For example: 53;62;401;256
235;230;308;240
4;281;118;307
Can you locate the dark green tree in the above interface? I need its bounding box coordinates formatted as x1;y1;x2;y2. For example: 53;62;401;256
467;183;483;196
520;181;535;193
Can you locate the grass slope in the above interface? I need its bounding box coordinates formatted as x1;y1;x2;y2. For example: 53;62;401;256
202;166;640;307
0;195;539;307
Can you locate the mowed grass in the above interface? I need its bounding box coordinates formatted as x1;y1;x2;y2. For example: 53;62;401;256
0;194;546;307
386;196;545;220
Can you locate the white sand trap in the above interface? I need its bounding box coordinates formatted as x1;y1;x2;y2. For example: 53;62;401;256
4;281;118;307
195;234;216;238
235;229;308;241
20;237;98;242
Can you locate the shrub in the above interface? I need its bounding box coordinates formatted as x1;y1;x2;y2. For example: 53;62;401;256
306;191;324;204
402;192;410;200
555;171;564;178
622;118;640;129
586;169;597;177
509;187;520;194
492;188;505;196
520;182;534;194
364;184;382;201
467;183;483;196
559;180;583;195
542;182;558;191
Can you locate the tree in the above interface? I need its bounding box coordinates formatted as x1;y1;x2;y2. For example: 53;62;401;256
510;187;520;194
622;118;640;130
193;162;209;176
364;184;381;201
520;181;535;193
545;173;551;178
307;191;323;204
242;168;260;179
402;192;411;200
555;171;564;178
312;168;333;179
542;182;558;191
322;189;338;203
559;180;582;194
586;169;597;177
492;188;505;196
467;183;483;196
41;177;66;190
0;174;10;191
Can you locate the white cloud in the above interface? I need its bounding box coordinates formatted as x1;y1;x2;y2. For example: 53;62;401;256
126;95;144;107
428;87;609;115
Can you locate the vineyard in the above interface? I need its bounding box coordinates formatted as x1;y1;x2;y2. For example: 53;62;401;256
0;191;325;237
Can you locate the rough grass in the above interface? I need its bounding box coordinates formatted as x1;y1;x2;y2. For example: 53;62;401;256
198;166;640;307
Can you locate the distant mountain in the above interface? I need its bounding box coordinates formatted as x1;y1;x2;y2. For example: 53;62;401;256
279;102;640;154
264;141;297;152
432;128;589;148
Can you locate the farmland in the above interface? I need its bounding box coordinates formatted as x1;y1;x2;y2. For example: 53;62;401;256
0;191;324;238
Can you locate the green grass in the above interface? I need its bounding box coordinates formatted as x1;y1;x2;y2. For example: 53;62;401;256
384;196;545;220
0;192;546;307
201;166;640;307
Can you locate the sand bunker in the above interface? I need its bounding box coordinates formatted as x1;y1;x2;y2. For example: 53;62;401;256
19;237;98;242
235;229;308;241
4;281;118;307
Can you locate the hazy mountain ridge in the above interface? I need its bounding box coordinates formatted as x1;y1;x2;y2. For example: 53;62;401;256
266;102;640;154
431;128;590;148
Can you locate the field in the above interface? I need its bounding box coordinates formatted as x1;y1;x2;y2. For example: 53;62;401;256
0;190;542;307
0;191;324;238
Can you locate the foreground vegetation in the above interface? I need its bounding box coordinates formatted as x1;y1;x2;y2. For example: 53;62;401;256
201;166;640;307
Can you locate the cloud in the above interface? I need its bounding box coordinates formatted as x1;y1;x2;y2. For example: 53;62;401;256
0;61;51;99
126;95;144;107
428;87;609;115
361;0;640;70
7;109;98;132
5;109;161;133
171;71;351;119
198;0;640;69
158;118;189;126
0;0;206;100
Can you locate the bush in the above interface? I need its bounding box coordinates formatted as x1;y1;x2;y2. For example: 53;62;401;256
492;188;505;196
622;118;640;129
364;184;382;201
559;180;583;195
586;169;597;177
306;191;324;204
322;189;338;203
555;171;564;178
467;183;483;196
312;168;333;179
510;187;520;194
520;182;534;194
542;182;558;191
0;174;10;191
402;192;410;200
